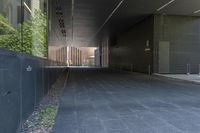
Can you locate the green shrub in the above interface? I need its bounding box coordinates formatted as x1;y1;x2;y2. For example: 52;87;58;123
35;106;58;128
0;10;47;57
0;15;16;34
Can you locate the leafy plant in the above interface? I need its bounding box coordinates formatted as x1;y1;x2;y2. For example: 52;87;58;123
0;10;47;57
35;106;58;128
0;15;16;34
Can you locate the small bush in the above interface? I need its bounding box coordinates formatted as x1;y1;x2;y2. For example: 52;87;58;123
0;10;47;57
35;106;58;128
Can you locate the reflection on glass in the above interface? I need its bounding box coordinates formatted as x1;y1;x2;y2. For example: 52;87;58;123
23;0;47;57
0;0;22;52
0;0;47;58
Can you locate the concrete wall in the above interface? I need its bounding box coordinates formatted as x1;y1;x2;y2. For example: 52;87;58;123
109;16;154;73
0;49;67;133
154;15;200;74
109;15;200;74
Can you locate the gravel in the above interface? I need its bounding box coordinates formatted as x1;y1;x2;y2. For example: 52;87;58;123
20;73;67;133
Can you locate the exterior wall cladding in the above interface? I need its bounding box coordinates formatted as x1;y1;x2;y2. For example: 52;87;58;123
109;16;154;73
0;49;67;133
109;15;200;74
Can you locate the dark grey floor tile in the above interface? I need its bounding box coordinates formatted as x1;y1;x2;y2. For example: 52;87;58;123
128;102;147;111
53;69;200;133
78;124;106;133
169;119;200;133
141;100;177;109
53;121;78;133
127;122;156;133
96;111;119;120
153;126;185;133
172;99;200;108
106;129;132;133
103;119;127;130
109;104;133;116
77;117;101;127
53;127;78;133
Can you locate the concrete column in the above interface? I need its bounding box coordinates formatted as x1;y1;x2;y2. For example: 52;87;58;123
64;46;67;63
71;47;73;65
75;48;77;66
77;49;80;66
72;47;75;65
80;51;82;65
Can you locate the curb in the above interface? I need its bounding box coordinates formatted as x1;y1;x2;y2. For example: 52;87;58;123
153;73;200;85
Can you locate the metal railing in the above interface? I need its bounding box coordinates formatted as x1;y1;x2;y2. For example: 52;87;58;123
110;63;200;75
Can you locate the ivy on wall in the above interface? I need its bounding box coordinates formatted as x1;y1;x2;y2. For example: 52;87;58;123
0;10;47;57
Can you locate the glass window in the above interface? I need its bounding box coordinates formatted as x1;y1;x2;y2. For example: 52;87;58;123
0;0;48;58
0;0;22;52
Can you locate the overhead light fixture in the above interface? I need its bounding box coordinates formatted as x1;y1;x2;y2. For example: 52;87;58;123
194;9;200;14
157;0;175;11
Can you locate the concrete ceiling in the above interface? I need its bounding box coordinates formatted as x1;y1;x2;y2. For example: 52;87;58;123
49;0;200;47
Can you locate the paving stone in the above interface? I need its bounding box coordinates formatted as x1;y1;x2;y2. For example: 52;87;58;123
103;119;127;130
53;68;200;133
106;129;132;133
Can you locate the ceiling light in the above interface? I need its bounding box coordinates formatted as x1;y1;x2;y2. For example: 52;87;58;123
194;9;200;14
157;0;175;11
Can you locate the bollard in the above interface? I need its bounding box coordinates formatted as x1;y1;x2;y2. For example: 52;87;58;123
131;64;133;73
148;64;151;76
187;64;190;75
199;64;200;76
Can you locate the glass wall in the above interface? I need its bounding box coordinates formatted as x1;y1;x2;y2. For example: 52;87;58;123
0;0;48;58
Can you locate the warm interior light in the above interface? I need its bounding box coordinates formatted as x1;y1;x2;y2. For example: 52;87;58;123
194;9;200;14
157;0;175;11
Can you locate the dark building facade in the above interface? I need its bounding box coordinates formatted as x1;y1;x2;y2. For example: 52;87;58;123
109;15;200;74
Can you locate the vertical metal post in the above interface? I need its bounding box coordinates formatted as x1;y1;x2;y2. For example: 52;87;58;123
131;64;133;73
199;64;200;76
187;64;189;75
148;64;151;76
187;64;190;75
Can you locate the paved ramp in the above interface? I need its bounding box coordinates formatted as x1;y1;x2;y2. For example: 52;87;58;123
53;68;200;133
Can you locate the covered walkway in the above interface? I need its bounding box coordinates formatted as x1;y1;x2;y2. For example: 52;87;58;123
1;0;200;132
53;68;200;133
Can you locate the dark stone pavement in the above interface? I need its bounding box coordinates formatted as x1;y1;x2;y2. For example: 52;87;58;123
53;68;200;133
